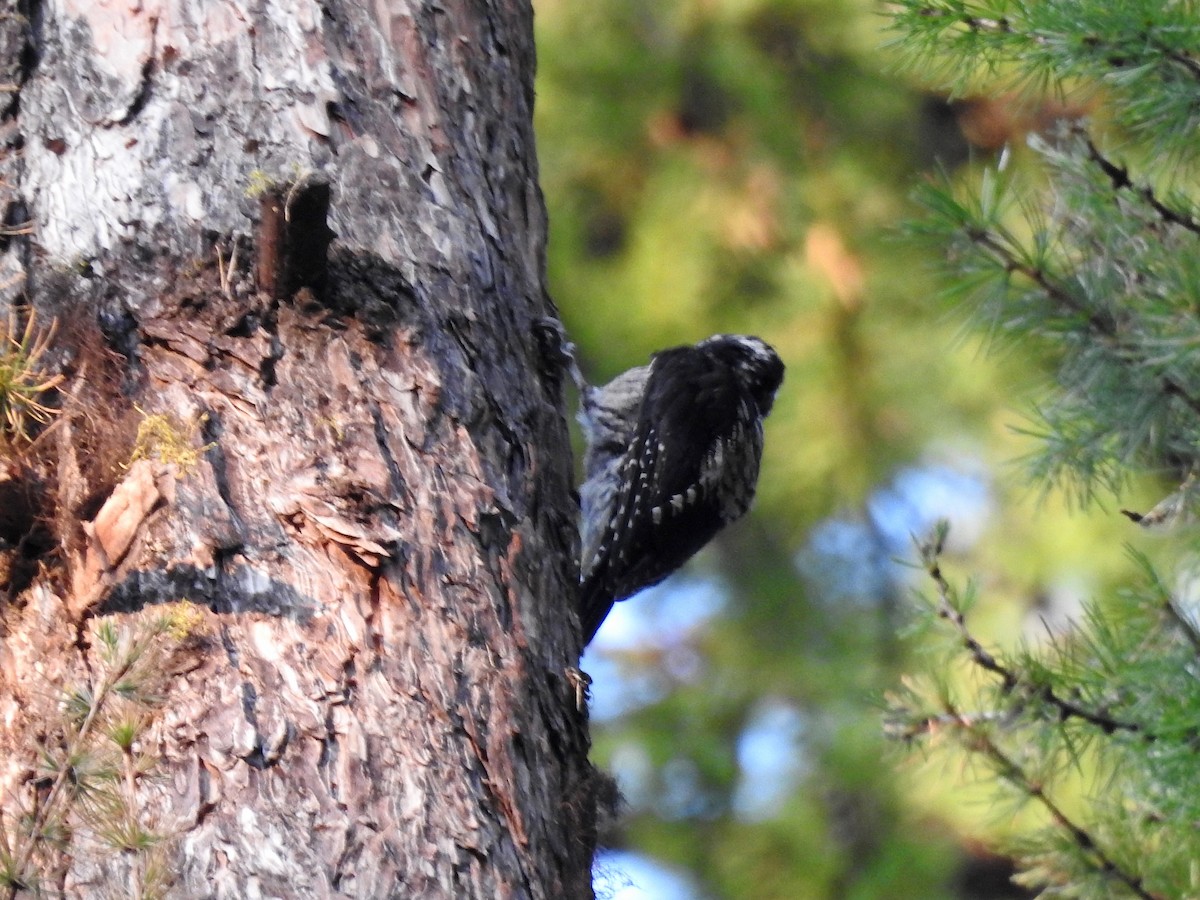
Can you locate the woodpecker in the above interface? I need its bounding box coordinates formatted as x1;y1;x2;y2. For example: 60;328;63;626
577;335;784;644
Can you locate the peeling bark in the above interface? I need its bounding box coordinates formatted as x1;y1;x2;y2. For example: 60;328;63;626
0;1;595;897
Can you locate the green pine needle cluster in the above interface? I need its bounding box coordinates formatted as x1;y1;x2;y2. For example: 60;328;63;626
889;533;1200;897
0;605;203;899
0;309;63;448
889;2;1200;897
888;1;1200;156
913;128;1200;506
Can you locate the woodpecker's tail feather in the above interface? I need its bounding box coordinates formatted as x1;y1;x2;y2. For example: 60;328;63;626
578;578;614;646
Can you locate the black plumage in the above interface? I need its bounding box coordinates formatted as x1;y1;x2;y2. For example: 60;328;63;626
578;335;784;644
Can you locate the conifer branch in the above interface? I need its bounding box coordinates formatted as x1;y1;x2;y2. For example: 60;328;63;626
963;227;1114;336
3;609;198;898
913;5;1020;39
1134;551;1200;657
886;709;1008;742
910;5;1200;88
8;645;140;896
921;534;1150;740
1081;137;1200;237
1151;41;1200;82
1163;597;1200;659
1160;379;1200;421
894;1;1200;893
964;224;1200;420
941;700;1162;900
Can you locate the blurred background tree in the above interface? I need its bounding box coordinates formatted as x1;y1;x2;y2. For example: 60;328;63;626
534;0;1189;897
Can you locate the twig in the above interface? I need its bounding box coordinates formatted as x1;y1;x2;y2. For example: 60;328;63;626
921;537;1151;739
886;709;1008;742
6;630;153;897
965;227;1114;336
965;225;1200;420
1082;137;1200;237
944;700;1162;900
122;743;143;900
1151;41;1200;83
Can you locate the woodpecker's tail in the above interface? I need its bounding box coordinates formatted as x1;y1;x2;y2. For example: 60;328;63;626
578;577;614;647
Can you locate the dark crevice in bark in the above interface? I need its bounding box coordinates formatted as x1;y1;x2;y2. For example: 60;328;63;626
261;319;283;389
318;708;341;802
0;473;54;600
369;401;408;502
365;571;383;655
115;47;156;126
324;250;418;331
330;825;360;891
470;512;515;634
255;179;335;300
530;316;576;398
221;309;260;339
340;654;358;705
238;680;281;771
95;305;143;376
0;199;30;252
239;680;260;735
194;761;217;826
324;99;352;150
0;200;33;280
392;545;424;622
198;410;246;541
1;0;42;121
476;508;515;551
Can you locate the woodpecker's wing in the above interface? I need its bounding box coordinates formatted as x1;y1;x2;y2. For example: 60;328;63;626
579;346;763;643
578;365;652;576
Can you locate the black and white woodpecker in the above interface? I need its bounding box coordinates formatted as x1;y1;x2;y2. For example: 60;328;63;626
577;335;785;645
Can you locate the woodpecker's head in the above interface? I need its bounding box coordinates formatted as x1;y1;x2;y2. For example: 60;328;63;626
700;334;785;416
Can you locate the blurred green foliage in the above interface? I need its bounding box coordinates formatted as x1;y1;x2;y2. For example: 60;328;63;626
533;0;1159;897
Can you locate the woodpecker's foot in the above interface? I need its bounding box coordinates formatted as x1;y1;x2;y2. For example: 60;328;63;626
565;665;592;712
532;316;587;392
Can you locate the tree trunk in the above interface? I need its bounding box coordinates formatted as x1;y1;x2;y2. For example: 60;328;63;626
0;1;595;897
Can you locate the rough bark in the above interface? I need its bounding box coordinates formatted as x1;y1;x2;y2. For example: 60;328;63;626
0;1;595;897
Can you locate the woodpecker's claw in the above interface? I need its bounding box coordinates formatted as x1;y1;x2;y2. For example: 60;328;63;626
566;666;592;711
